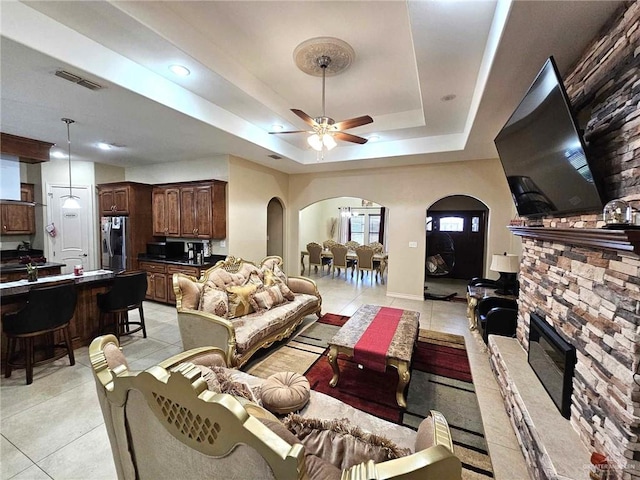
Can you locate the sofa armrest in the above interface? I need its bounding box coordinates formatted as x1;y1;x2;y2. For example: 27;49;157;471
177;309;237;366
287;276;320;296
342;446;461;480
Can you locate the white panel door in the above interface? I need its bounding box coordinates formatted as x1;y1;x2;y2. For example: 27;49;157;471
47;185;93;274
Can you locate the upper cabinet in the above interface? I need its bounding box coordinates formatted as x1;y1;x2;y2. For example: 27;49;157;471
1;183;35;235
153;180;226;239
152;187;180;237
99;185;130;215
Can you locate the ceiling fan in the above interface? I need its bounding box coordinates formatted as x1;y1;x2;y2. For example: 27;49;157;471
270;54;373;151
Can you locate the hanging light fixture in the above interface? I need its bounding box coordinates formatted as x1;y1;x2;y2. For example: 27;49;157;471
306;56;337;153
60;118;80;209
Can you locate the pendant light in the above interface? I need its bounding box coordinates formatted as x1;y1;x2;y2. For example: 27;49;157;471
60;118;80;209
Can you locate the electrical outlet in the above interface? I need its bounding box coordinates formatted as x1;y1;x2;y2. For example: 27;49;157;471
220;240;226;248
409;241;417;248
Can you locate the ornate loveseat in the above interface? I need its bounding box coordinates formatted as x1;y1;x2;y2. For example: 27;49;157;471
90;335;462;480
174;256;322;368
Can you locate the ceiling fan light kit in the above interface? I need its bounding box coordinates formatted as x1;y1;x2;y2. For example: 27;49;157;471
270;37;373;154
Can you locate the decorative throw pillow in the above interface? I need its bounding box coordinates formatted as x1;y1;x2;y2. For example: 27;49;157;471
273;263;288;283
245;270;264;288
199;282;229;318
263;268;295;301
250;285;286;311
193;364;261;404
259;418;341;480
226;283;258;318
283;414;411;470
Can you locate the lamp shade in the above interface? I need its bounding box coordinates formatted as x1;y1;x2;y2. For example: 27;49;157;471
490;253;520;273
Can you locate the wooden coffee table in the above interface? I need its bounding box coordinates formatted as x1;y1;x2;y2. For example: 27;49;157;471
327;304;420;408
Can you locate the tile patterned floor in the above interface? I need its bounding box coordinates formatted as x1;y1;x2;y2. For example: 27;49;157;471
0;271;530;479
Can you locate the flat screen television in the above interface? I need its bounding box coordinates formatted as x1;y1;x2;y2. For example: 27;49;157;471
494;56;604;218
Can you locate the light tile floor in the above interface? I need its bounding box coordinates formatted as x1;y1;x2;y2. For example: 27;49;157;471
1;271;530;479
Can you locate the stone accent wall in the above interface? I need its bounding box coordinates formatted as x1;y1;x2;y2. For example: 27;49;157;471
517;238;640;478
509;5;640;478
564;1;640;207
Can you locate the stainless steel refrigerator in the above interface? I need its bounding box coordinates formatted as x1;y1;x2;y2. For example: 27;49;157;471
101;216;129;272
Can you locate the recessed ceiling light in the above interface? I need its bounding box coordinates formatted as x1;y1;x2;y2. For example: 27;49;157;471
169;64;190;77
97;142;113;150
441;94;456;102
271;124;284;132
50;150;66;159
368;135;380;142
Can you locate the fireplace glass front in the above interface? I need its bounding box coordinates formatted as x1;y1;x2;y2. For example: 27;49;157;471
528;312;576;419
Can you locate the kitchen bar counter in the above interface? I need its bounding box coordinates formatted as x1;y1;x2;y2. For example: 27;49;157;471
0;269;115;297
1;269;117;353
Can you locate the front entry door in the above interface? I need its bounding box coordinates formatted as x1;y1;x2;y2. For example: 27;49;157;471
426;210;487;279
47;185;93;274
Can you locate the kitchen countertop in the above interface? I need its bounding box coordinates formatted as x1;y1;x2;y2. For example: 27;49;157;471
0;269;115;297
137;254;226;268
0;261;66;273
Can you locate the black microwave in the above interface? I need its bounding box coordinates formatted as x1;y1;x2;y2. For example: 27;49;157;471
146;241;184;259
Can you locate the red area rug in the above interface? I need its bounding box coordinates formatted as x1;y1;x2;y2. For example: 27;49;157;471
304;314;472;423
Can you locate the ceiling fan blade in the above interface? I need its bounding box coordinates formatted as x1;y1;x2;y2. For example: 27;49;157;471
333;115;373;131
291;109;318;127
334;131;369;144
269;130;308;134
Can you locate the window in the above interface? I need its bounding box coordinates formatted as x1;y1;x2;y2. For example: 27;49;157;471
472;216;480;232
350;215;365;244
426;216;433;231
439;217;464;232
368;215;380;243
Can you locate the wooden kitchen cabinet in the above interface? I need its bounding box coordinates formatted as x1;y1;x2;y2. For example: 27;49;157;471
139;260;168;302
1;183;35;235
98;184;130;215
153;180;226;240
152;187;180;237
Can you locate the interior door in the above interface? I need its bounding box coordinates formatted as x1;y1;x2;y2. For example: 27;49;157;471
47;184;93;274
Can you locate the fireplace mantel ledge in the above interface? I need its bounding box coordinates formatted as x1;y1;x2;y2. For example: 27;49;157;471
508;226;640;255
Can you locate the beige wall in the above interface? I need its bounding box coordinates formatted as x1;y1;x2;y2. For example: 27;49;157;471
125;156;229;184
228;155;289;265
288;158;520;300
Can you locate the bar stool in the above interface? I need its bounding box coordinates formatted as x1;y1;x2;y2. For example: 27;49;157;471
97;270;148;339
3;280;78;385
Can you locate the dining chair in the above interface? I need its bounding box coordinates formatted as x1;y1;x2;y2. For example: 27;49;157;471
323;239;337;250
97;270;148;339
368;242;384;254
306;242;331;275
345;240;360;251
329;244;352;279
3;280;77;385
355;245;377;282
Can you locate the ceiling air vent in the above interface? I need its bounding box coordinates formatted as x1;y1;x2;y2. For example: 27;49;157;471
268;154;282;160
54;70;103;90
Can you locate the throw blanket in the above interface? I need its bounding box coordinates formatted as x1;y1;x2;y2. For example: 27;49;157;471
353;307;403;372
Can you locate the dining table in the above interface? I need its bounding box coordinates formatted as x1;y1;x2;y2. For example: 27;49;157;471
300;249;388;280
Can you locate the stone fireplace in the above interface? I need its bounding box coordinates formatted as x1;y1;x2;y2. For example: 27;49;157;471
488;3;640;479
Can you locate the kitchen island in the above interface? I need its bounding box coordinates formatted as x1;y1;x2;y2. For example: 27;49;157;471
1;270;117;354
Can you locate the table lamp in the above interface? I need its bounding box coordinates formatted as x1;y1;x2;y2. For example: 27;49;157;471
490;253;520;295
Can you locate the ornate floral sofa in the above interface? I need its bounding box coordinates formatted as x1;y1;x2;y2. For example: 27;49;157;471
174;256;322;368
90;335;462;480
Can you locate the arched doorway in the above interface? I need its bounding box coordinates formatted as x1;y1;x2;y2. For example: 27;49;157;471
425;195;489;281
267;197;284;257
